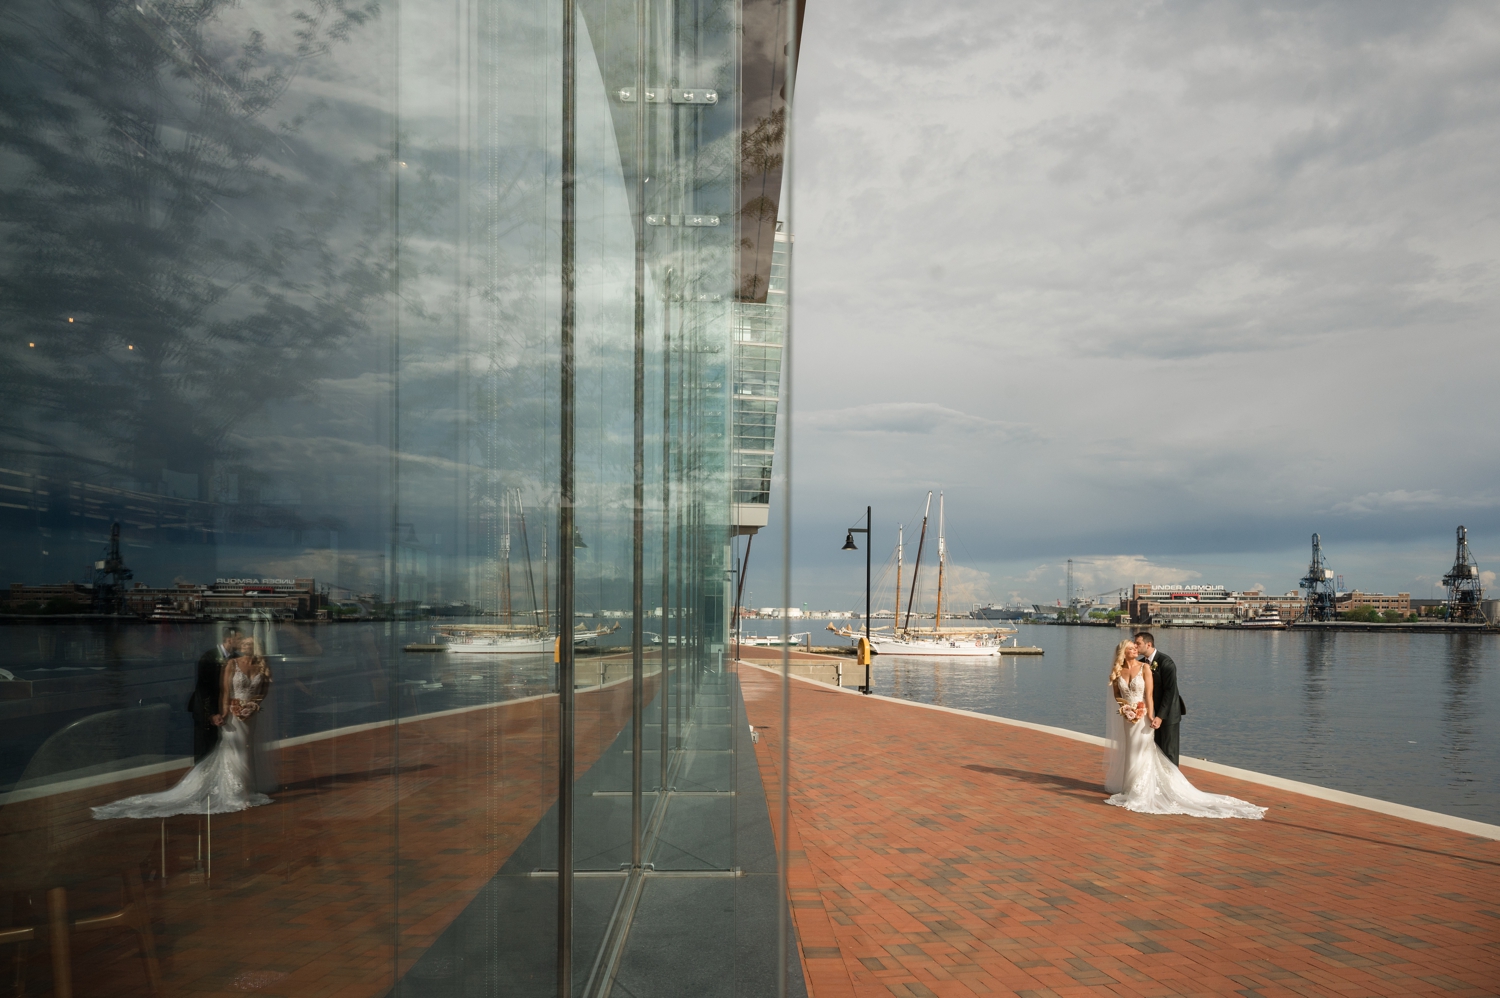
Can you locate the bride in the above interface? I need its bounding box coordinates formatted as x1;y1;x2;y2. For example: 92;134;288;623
94;634;275;820
1103;638;1265;819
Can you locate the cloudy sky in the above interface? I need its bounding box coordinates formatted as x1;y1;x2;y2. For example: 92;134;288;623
764;1;1500;611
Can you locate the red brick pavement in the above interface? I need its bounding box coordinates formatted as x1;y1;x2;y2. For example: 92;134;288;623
3;666;656;997
739;665;1500;998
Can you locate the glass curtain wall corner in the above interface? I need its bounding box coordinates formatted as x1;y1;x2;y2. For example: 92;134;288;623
0;0;796;994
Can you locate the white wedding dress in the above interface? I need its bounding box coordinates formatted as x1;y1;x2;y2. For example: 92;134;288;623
1103;672;1265;820
93;667;274;820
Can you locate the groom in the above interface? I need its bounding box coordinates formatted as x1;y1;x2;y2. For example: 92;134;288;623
188;625;240;761
1135;631;1186;765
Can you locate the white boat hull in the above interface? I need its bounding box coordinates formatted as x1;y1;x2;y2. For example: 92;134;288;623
870;639;1003;658
445;638;552;654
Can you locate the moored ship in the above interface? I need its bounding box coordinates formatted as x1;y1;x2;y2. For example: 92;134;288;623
971;602;1031;620
1240;604;1287;629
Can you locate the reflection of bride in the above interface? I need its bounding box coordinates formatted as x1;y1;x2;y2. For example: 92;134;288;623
94;636;275;820
1103;639;1264;820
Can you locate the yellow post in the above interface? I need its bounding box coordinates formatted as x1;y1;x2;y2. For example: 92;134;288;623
856;636;873;694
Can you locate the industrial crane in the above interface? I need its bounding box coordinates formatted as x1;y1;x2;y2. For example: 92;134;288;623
1299;533;1336;622
1442;526;1485;623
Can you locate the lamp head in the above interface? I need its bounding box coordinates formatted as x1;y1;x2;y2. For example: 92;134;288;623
841;531;858;551
573;529;588;549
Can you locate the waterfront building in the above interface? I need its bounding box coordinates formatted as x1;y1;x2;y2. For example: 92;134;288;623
5;578;330;620
1127;584;1306;626
1336;590;1412;616
0;0;799;993
1127;584;1241;626
0;583;94;614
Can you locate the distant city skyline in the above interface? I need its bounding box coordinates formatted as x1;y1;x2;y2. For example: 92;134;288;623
762;521;1494;612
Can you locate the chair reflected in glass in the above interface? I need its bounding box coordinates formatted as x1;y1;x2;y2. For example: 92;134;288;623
1;704;169;996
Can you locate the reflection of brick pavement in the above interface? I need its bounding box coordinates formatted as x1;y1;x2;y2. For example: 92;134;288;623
734;644;849;664
738;666;1500;998
7;668;653;997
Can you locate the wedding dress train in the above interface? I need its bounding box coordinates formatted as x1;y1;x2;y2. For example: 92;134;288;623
93;667;273;820
1104;672;1265;820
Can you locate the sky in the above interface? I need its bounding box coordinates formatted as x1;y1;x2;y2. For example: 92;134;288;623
759;1;1500;612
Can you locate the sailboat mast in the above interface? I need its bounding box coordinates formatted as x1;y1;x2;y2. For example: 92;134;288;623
903;491;932;631
516;491;541;628
893;524;903;630
935;492;945;630
501;490;513;627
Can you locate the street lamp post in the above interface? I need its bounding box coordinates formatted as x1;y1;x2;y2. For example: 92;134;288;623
842;505;872;694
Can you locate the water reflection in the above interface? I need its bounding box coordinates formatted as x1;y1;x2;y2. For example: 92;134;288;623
1299;630;1335;754
1441;633;1482;791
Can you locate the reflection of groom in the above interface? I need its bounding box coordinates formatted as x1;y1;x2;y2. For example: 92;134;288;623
1135;631;1186;765
188;626;240;761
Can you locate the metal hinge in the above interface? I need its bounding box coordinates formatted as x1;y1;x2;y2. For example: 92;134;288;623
616;87;718;105
646;214;720;227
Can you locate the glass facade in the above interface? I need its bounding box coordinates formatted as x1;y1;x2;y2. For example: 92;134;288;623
731;230;787;528
0;0;796;992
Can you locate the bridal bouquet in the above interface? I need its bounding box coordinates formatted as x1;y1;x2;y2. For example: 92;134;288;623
1115;698;1142;723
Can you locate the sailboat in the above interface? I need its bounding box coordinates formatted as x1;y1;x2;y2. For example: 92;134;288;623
438;624;552;654
432;490;622;653
433;491;545;652
829;491;1016;658
438;619;619;654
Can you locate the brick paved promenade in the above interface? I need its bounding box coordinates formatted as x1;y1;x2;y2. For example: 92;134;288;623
739;666;1500;998
4;666;654;997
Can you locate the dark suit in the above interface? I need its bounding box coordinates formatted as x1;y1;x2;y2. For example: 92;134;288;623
188;644;226;761
1147;650;1187;766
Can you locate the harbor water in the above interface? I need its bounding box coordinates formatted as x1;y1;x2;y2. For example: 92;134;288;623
858;623;1500;825
7;619;1497;826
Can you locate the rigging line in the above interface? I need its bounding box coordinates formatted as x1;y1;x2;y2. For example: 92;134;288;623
902;493;933;630
733;532;754;644
516;490;541;624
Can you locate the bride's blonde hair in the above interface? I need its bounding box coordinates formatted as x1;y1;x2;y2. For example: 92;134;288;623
237;635;272;679
1107;639;1135;690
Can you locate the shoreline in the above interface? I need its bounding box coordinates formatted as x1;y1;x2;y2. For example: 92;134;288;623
1039;619;1497;634
747;660;1500;841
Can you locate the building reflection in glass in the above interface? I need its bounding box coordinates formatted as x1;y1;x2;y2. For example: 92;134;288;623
0;0;799;993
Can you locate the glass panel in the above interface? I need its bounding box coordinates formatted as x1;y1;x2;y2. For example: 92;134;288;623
387;0;564;991
1;0;793;993
0;0;406;994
